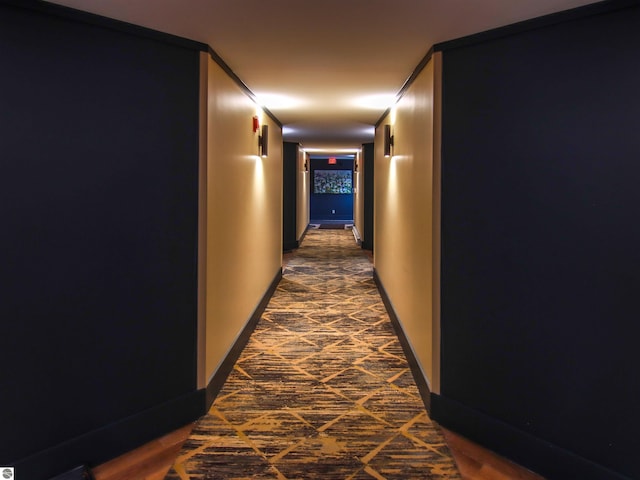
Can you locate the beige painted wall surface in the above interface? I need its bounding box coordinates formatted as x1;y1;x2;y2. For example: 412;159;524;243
374;59;435;385
353;149;364;242
296;148;310;241
205;57;283;380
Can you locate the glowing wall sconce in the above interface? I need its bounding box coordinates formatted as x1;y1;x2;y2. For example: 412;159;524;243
383;124;394;157
258;124;269;157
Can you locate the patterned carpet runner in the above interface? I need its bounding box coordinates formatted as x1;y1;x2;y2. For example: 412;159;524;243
167;229;461;479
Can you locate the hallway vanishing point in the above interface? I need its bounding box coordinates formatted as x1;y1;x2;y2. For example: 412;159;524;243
166;228;461;479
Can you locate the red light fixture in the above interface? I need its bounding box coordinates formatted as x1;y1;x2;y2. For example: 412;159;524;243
328;157;337;165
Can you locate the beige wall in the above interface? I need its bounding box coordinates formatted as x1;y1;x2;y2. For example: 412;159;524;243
296;148;310;241
353;148;364;242
204;57;283;380
374;55;438;388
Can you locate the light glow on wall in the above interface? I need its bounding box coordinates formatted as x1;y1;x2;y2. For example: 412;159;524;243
390;106;398;125
387;156;399;212
252;155;266;209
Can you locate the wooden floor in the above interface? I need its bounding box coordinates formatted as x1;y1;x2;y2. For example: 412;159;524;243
91;423;545;480
441;428;545;480
91;424;194;480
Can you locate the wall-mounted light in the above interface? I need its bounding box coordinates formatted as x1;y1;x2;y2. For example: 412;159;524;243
383;124;394;157
258;124;269;157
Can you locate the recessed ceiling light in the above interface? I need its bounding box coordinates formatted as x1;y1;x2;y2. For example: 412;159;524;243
351;93;397;110
302;148;361;154
254;92;305;110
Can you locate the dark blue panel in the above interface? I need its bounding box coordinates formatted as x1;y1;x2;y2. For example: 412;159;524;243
0;4;201;474
362;143;374;250
439;5;640;479
283;142;298;250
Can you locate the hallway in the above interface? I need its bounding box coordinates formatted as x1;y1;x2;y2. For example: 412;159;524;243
167;229;460;479
5;2;638;479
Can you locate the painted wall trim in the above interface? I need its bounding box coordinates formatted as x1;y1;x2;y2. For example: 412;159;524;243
207;47;282;129
431;394;632;480
14;389;205;480
0;0;208;52
433;0;638;53
375;47;434;129
205;269;283;408
0;2;284;130
373;268;432;413
376;0;637;129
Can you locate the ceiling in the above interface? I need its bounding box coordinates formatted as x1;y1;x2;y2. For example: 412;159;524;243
49;0;600;154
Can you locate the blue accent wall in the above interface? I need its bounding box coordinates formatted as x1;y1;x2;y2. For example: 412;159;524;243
310;158;354;221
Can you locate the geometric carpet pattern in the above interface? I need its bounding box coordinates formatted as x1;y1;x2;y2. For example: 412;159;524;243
166;229;461;479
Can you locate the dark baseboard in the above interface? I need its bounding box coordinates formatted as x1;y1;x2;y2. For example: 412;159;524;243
49;465;93;480
205;268;283;408
0;0;208;52
297;227;309;246
431;393;632;480
283;240;299;252
14;389;205;480
434;0;639;54
372;268;431;413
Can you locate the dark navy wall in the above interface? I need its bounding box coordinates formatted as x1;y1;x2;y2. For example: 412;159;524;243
0;3;205;478
283;142;298;250
310;158;354;221
362;143;374;250
435;3;640;480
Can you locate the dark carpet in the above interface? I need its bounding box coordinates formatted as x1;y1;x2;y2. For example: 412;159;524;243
166;229;460;479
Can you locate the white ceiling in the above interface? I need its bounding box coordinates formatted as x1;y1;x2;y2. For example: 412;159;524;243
49;0;600;154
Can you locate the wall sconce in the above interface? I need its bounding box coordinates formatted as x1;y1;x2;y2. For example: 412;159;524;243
383;124;394;157
304;160;308;171
258;124;269;157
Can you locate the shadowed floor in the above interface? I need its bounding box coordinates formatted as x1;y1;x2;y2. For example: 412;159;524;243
166;229;461;479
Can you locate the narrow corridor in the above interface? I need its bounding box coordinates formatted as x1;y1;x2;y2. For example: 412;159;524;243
166;228;460;479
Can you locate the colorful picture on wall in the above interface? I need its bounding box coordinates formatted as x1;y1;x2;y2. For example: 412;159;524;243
313;170;353;194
